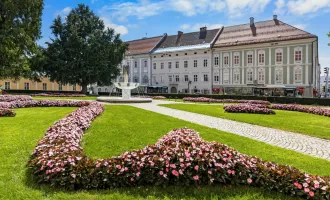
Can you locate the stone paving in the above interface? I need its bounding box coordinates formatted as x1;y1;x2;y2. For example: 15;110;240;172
128;100;330;161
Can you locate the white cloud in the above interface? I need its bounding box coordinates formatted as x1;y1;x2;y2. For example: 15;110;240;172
225;0;271;17
180;23;223;31
292;23;308;30
55;7;71;18
101;17;129;36
273;0;330;16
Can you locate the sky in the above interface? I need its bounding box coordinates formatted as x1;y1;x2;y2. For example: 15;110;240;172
40;0;330;74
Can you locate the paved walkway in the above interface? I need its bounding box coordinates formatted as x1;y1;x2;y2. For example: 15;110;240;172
128;100;330;161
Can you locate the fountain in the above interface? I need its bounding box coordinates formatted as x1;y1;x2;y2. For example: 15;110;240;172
96;65;152;103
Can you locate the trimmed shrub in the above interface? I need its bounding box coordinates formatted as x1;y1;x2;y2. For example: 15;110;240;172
0;108;16;117
132;95;166;99
0;95;32;102
224;104;276;114
31;93;86;97
183;97;270;105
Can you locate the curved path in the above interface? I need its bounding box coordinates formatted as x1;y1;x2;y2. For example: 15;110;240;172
129;100;330;161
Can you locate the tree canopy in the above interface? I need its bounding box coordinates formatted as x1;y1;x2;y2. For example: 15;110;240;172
42;4;128;93
0;0;43;79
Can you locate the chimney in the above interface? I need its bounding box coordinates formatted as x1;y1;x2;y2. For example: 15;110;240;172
199;26;207;39
176;31;183;44
250;17;254;26
178;31;183;36
273;15;278;20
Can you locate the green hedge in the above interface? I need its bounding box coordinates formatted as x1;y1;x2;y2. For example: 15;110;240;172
145;93;330;106
2;89;83;95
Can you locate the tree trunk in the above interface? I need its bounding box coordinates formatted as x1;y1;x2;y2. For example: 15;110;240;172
81;84;88;94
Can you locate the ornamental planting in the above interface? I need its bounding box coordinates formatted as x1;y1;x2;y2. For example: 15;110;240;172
183;97;270;105
224;104;276;114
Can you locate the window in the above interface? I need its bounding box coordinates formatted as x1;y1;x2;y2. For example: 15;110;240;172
4;82;10;90
153;76;157;83
98;88;101;92
72;85;76;91
295;47;302;63
214;57;219;66
153;63;156;70
223;69;229;84
134;61;137;68
168;75;173;82
184;75;189;82
160;76;163;83
58;83;62;91
258;69;265;83
144;60;147;67
258;51;265;65
24;82;29;90
194;60;197;68
247;69;253;83
247;52;253;65
134;76;138;82
143;76;148;83
203;59;208;67
233;70;240;83
184;61;188;68
275;68;283;84
234;53;239;65
224;55;229;65
176;61;179;68
214;75;219;82
294;66;303;83
175;75;180;82
168;62;172;69
161;63;164;69
42;83;47;90
275;49;283;64
203;74;208;82
193;75;198;82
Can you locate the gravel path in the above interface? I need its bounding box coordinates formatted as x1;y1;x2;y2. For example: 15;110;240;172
129;100;330;161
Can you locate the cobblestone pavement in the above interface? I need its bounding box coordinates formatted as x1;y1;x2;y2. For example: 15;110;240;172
128;100;330;161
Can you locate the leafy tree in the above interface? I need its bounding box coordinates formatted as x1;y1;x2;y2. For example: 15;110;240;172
42;4;127;93
0;0;43;79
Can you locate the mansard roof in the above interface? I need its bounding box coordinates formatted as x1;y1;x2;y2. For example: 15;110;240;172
158;28;221;49
125;35;165;56
214;19;317;48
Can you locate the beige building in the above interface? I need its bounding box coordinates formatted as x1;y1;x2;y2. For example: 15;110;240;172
0;77;81;92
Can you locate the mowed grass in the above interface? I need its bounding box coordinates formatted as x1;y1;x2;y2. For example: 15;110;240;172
32;96;97;100
159;104;330;140
0;105;329;200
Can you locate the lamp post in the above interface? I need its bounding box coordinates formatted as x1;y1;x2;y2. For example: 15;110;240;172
188;80;192;94
324;67;329;98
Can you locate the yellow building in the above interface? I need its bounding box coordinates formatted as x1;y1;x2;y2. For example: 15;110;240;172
0;77;81;92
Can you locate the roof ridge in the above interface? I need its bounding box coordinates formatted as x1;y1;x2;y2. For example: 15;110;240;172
166;28;220;37
126;35;163;43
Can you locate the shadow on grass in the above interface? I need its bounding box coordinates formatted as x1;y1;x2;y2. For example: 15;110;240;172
24;168;296;200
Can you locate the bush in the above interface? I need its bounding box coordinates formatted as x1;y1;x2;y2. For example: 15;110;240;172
0;108;16;117
0;95;32;102
132;95;166;99
0;100;90;109
31;93;86;97
272;104;330;117
183;97;270;105
224;104;276;114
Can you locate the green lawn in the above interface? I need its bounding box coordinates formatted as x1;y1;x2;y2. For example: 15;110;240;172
1;106;330;199
32;96;97;100
159;104;330;140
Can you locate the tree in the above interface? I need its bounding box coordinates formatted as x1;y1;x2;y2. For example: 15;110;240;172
0;0;43;79
42;4;128;93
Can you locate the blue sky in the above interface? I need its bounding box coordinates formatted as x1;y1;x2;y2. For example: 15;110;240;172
40;0;330;73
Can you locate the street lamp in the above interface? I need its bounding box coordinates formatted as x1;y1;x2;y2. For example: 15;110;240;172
187;80;192;94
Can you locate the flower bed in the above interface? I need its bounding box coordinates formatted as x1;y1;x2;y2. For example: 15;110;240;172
31;93;86;97
0;95;32;102
183;97;270;105
272;104;330;117
0;100;90;109
0;108;16;117
132;95;166;99
224;104;276;114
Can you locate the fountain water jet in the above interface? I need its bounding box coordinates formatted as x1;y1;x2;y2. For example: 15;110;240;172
96;65;152;103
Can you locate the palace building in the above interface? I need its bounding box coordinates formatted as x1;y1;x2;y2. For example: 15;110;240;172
95;15;320;97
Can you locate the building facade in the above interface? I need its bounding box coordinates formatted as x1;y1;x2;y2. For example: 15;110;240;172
0;78;81;92
95;15;320;97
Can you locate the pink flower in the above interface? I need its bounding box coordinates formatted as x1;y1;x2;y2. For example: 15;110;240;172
179;158;184;162
314;183;319;188
172;170;179;177
210;178;214;183
304;188;310;193
96;163;101;168
321;186;327;191
309;191;314;197
298;184;302;189
247;178;252;184
130;177;134;181
194;165;199;171
170;164;176;168
136;172;141;177
159;171;164;176
208;170;212;175
193;175;199;180
116;165;121;169
303;183;309;188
